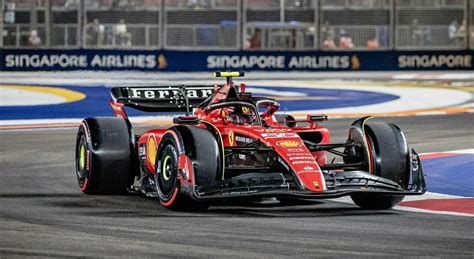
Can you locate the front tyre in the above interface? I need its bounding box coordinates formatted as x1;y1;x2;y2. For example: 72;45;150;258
156;141;180;207
351;194;404;210
350;122;409;210
155;132;208;211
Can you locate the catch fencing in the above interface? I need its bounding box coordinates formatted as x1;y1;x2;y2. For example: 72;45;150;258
0;0;472;50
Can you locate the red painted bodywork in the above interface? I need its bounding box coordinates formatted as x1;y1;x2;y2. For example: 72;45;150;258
110;101;128;119
125;82;332;193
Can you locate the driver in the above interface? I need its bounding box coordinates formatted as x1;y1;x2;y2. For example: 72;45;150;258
227;106;255;125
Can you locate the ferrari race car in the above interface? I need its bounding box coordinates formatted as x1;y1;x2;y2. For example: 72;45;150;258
75;72;426;211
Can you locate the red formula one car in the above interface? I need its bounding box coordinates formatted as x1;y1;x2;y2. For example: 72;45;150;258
75;72;426;210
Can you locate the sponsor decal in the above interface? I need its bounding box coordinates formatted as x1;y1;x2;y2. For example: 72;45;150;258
287;153;310;157
398;55;472;69
351;55;361;70
291;160;317;165
286;148;305;152
261;133;299;139
147;134;157;167
288;55;352;69
235;135;254;144
127;87;213;100
85;150;90;171
207;55;352;69
304;166;314;171
238;154;246;160
2;49;472;72
4;53;165;69
265;129;289;133
313;181;319;188
207;55;286;69
228;130;234;145
289;156;314;160
277;140;302;148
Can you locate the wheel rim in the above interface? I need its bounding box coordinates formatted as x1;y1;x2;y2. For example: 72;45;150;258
76;134;88;189
162;155;172;181
79;144;86;171
158;145;178;198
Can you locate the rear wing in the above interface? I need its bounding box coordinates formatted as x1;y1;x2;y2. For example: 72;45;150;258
110;85;214;113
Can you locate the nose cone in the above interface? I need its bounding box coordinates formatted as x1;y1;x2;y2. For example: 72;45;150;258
261;131;326;192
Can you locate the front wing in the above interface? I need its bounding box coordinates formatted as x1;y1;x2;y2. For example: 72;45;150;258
186;150;427;201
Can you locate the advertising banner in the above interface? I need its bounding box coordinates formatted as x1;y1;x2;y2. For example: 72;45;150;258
0;49;472;71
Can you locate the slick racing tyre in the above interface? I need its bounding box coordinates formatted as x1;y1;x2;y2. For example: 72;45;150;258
155;127;217;211
75;117;135;194
350;122;410;210
155;137;181;209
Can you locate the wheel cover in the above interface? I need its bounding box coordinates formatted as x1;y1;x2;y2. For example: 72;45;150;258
76;134;88;190
162;155;172;181
79;144;86;171
158;146;178;198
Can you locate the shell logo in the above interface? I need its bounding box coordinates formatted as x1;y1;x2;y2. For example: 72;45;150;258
276;140;302;148
147;134;157;167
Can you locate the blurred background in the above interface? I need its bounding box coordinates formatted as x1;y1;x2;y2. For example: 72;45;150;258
0;0;471;51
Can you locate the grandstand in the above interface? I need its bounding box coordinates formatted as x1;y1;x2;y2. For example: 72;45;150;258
0;0;472;50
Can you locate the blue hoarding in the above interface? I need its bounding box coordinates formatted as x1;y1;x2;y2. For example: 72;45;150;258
0;49;473;71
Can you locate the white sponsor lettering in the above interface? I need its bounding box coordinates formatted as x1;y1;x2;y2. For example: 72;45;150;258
5;54;87;68
207;55;285;69
287;153;310;157
398;55;472;68
235;136;254;143
5;54;157;69
261;133;299;139
128;87;213;100
291;160;317;165
90;54;156;68
289;156;314;160
288;55;350;69
287;148;305;152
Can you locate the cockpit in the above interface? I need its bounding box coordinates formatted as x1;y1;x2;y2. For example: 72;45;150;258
203;99;281;126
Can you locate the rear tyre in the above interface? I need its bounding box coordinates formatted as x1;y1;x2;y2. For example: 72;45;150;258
350;122;409;210
75;117;135;194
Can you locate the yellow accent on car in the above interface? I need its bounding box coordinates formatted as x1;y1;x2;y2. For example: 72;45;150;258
147;136;157;167
277;140;302;148
313;181;319;188
361;116;373;174
212;71;244;78
199;120;226;180
79;144;86;170
162;155;171;181
228;130;234;146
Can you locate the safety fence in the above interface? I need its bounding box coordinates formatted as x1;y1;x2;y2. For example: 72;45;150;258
1;0;473;50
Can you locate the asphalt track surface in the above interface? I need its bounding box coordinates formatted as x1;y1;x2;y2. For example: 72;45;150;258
0;114;473;257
